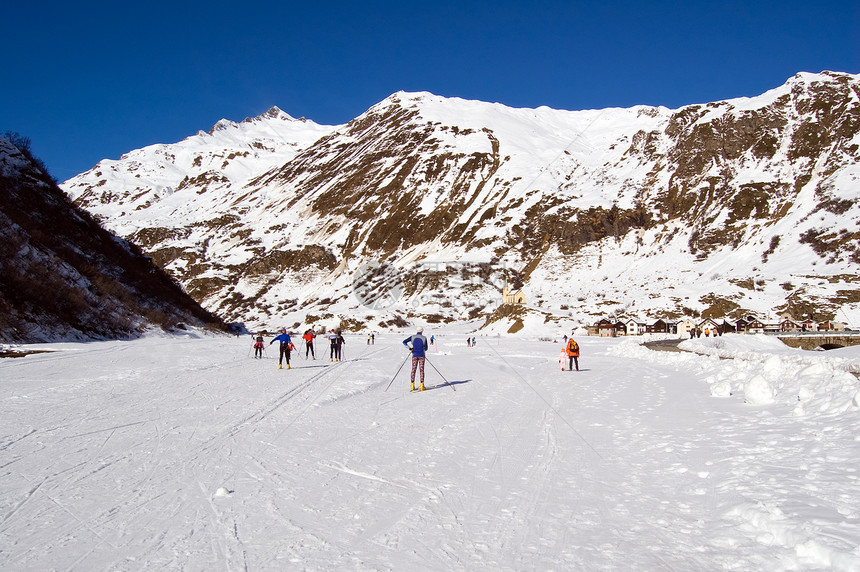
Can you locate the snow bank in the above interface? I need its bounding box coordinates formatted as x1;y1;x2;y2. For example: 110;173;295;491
727;502;860;570
609;334;860;413
680;335;860;380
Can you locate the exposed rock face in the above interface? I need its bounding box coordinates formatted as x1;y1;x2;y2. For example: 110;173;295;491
0;137;226;343
651;72;860;261
62;72;860;329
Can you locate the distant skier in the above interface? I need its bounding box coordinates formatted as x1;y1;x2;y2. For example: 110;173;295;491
371;333;375;345
403;327;429;391
253;332;265;359
430;335;435;346
328;330;338;362
303;329;316;359
467;337;471;348
565;337;580;372
367;333;371;345
335;331;345;361
471;336;476;347
270;328;293;370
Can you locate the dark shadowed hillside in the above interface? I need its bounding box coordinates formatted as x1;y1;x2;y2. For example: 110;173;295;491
0;135;227;343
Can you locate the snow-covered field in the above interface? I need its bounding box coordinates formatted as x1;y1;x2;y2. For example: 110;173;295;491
2;332;860;570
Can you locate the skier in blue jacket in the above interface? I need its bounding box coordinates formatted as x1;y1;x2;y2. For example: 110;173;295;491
402;327;429;391
270;328;293;370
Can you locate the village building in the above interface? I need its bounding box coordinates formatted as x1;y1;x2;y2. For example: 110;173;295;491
676;318;697;337
597;318;617;337
502;286;526;305
625;318;647;336
779;318;802;332
818;320;846;332
747;319;766;334
646;319;669;334
764;322;781;334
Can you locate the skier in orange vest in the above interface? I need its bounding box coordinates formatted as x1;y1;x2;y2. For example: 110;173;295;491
565;337;580;371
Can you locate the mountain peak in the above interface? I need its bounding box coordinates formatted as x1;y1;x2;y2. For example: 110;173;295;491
208;118;238;135
242;106;298;124
207;106;309;136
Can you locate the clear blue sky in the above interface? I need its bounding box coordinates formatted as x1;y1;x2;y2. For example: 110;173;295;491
2;0;857;181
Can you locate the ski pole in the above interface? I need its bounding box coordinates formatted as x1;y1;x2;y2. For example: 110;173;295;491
384;352;411;392
424;356;456;392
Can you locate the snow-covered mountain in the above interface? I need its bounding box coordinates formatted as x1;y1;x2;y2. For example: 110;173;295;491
62;71;860;332
0;135;226;343
62;107;337;231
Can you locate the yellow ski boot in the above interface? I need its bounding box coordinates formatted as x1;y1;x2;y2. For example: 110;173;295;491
410;383;416;392
420;383;426;391
278;364;282;370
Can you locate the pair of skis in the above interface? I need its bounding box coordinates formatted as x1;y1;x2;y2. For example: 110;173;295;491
385;353;455;392
410;382;448;392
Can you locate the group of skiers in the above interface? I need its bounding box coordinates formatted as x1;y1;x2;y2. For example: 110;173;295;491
690;327;720;338
251;327;345;369
251;328;582;381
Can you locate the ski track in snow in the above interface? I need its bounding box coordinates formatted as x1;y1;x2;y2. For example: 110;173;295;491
1;333;859;570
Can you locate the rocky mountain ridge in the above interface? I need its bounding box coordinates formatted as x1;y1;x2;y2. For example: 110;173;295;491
62;71;860;333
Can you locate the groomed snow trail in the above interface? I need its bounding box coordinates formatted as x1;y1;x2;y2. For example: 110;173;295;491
1;334;859;570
